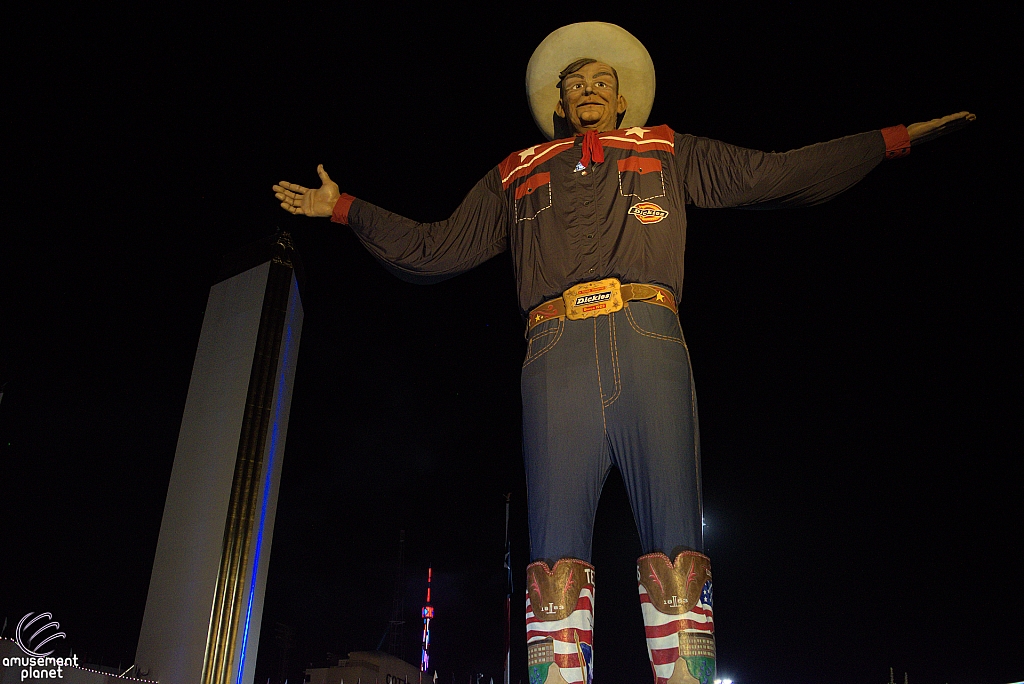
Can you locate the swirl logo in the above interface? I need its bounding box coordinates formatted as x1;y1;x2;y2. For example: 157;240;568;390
15;612;66;657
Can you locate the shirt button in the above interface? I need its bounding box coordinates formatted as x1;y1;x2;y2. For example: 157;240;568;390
581;171;588;176
587;234;594;238
583;200;590;205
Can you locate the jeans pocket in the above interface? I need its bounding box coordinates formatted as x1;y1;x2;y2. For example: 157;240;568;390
624;303;685;345
523;319;564;367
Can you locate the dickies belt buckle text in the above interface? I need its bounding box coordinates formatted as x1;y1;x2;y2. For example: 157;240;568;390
563;278;624;321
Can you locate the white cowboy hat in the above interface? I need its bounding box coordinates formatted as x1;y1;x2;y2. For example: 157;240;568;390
526;22;656;140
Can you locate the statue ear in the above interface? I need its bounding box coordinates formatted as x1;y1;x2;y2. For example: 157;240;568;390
614;95;628;128
552;100;572;138
552;110;572;139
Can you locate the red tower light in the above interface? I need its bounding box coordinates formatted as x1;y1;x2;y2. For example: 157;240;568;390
420;566;433;674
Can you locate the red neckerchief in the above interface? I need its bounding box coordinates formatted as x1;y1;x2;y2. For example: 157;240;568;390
580;129;605;168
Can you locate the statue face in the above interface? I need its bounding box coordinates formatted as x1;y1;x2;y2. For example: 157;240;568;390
555;61;628;135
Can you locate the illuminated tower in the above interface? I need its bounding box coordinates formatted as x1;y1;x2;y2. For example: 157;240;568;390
135;233;303;684
420;566;434;678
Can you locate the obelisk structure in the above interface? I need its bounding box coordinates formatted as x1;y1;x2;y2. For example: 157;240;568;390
136;233;303;684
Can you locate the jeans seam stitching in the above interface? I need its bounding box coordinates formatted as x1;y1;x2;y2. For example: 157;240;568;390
593;318;607;435
603;313;622;408
522;321;564;368
529;328;558;344
625;306;685;345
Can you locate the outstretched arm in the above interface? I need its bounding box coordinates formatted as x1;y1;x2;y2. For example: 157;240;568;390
273;164;339;217
908;111;975;146
680;110;976;209
270;163;510;284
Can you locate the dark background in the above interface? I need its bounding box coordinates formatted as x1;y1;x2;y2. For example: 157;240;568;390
1;3;1020;684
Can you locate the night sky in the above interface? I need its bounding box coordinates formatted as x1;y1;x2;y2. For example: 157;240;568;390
2;4;1020;684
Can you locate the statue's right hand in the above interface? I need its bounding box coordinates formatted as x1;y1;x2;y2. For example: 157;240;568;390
272;164;340;217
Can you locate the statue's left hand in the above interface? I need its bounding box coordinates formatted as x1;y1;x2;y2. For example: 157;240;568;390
907;111;976;145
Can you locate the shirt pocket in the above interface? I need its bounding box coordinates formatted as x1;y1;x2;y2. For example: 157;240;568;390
514;171;552;222
617;157;666;201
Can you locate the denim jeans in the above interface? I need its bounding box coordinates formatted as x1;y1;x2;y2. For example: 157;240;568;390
521;302;703;563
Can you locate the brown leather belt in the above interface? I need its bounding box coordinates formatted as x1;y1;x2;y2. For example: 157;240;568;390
527;282;677;332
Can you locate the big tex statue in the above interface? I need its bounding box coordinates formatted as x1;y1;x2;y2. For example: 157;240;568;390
273;22;973;684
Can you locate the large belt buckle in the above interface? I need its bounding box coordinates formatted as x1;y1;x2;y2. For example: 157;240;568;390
563;278;624;321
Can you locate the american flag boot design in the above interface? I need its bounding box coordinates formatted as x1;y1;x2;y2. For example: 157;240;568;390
525;558;595;684
637;551;715;684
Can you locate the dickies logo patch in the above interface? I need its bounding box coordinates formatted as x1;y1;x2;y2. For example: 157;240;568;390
629;202;669;224
574;291;612;307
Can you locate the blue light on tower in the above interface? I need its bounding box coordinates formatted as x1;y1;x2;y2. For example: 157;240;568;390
237;285;299;684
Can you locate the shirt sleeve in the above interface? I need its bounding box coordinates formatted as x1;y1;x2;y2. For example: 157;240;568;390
335;167;509;284
677;130;889;209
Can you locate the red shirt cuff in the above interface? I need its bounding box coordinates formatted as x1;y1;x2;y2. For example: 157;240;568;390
881;125;911;160
331;193;356;224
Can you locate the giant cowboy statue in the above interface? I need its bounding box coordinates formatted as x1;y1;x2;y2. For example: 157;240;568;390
273;22;974;684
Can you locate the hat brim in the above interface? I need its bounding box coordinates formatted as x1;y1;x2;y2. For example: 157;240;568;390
526;22;655;140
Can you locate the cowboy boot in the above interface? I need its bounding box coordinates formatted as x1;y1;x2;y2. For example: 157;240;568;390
526;558;596;684
637;551;716;684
